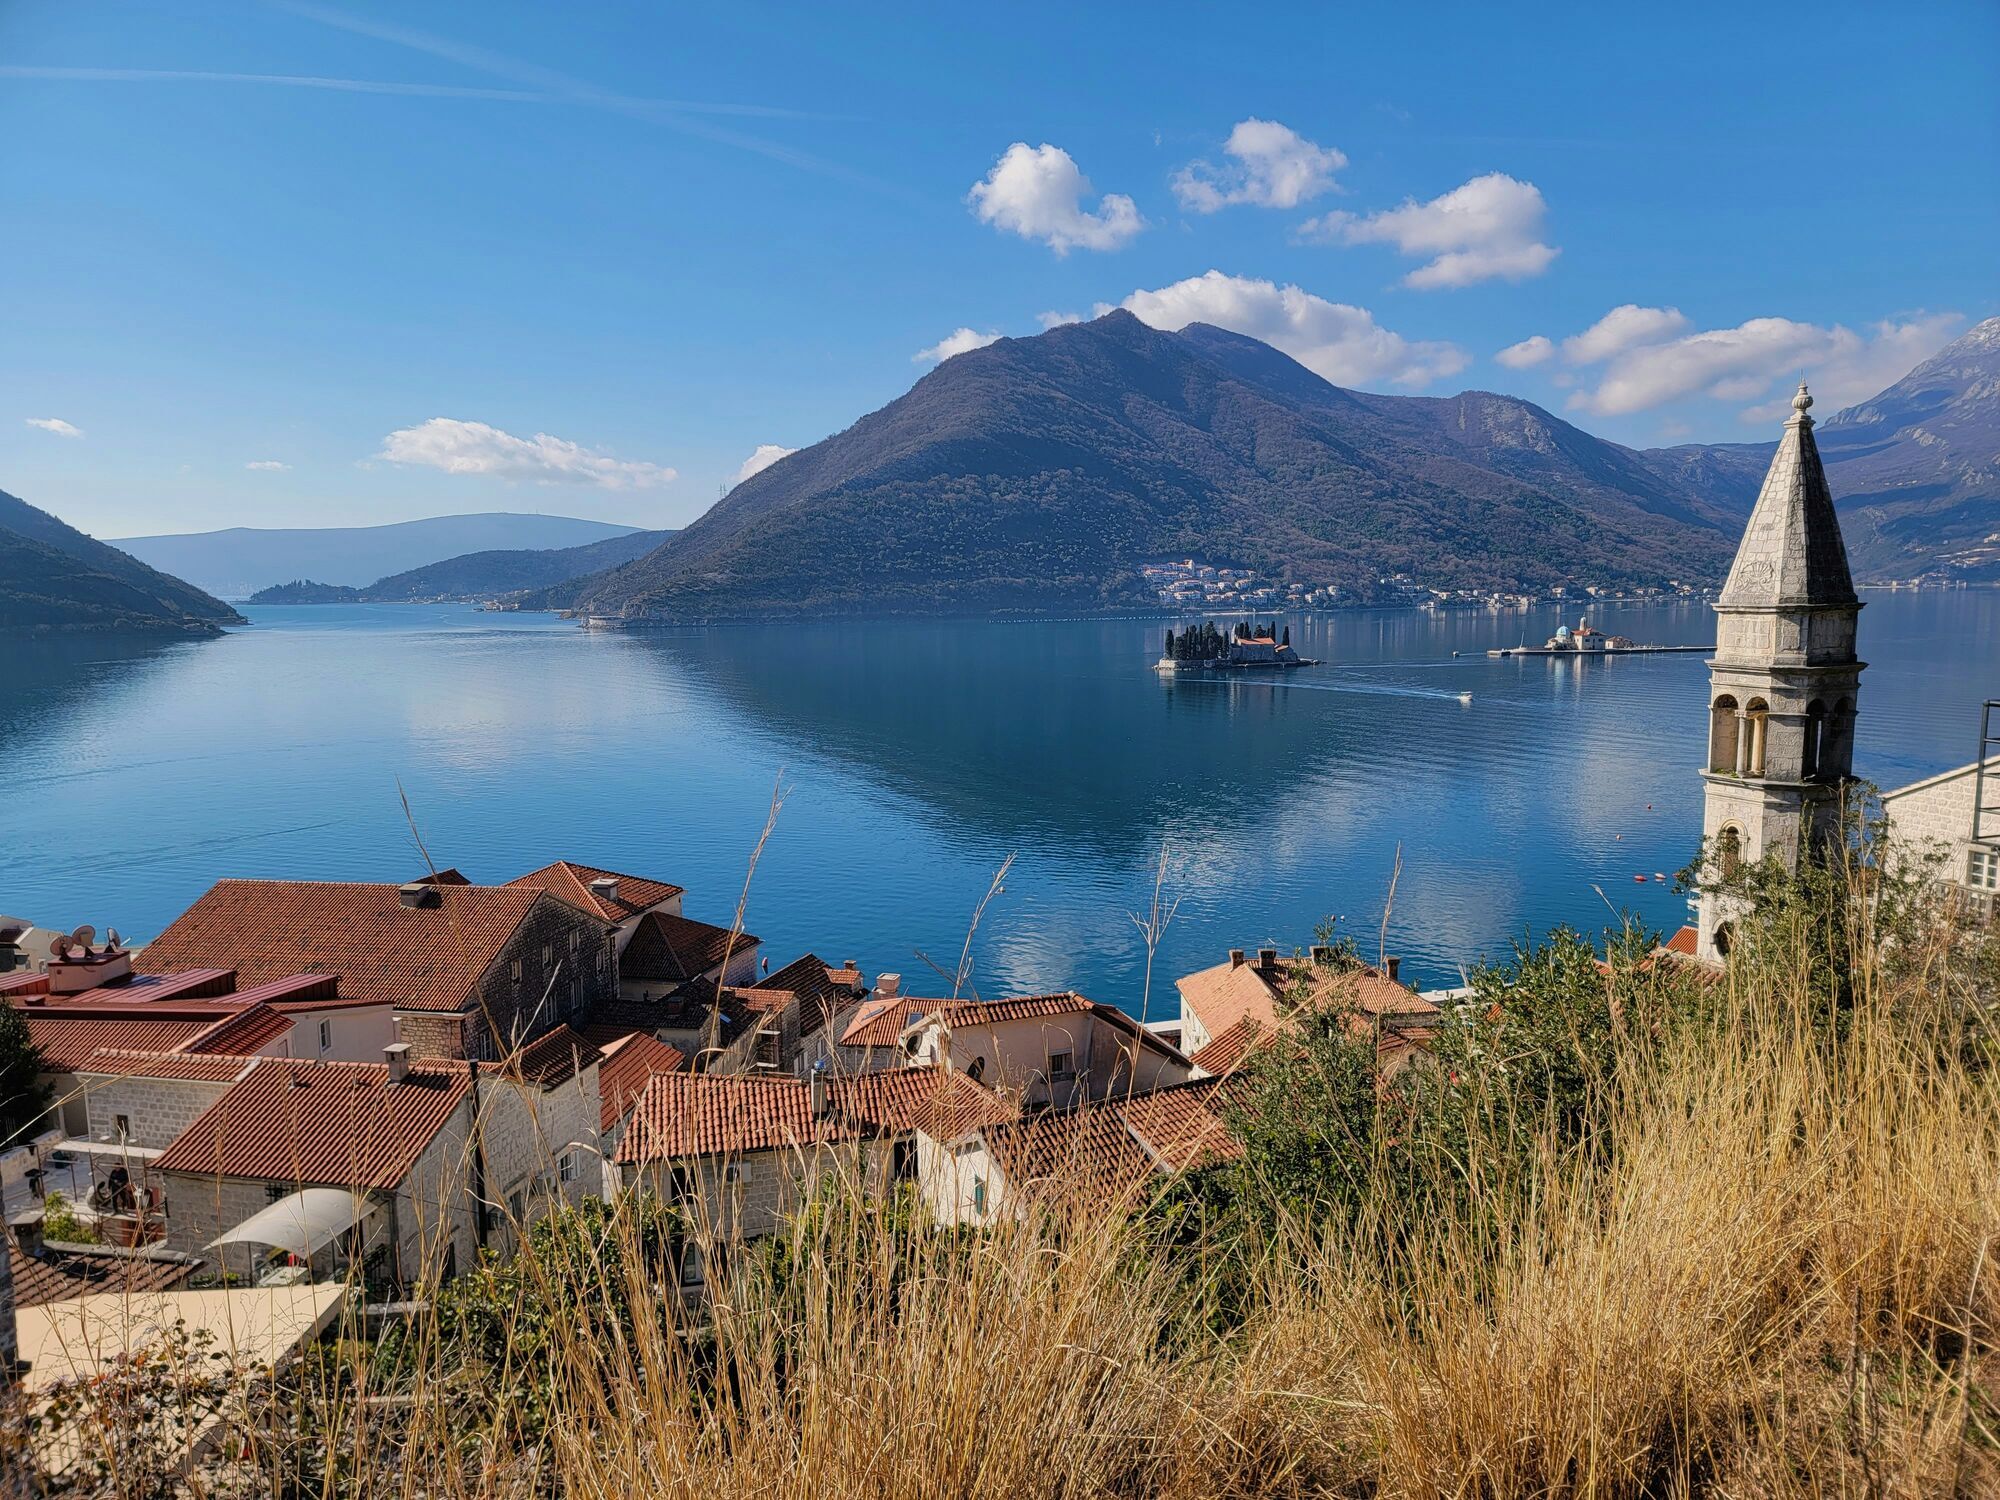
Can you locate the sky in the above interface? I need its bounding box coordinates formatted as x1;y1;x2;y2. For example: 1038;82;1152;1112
3;1;1995;539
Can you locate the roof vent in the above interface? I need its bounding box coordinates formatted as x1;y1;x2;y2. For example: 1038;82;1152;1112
384;1042;411;1084
398;883;441;910
1228;949;1246;969
589;876;620;904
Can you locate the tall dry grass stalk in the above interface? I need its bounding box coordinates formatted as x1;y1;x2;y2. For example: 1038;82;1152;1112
16;889;1998;1498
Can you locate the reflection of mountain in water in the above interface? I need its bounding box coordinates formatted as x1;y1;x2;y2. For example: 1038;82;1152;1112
0;634;213;773
618;616;1493;863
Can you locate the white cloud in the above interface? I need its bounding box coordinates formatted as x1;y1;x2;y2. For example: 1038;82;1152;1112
378;417;676;488
1303;172;1558;289
1494;335;1554;369
1171;118;1346;212
245;459;290;472
732;444;797;486
1560;304;1689;365
1037;310;1084;330
25;417;81;438
967;142;1143;254
913;327;1002;364
1560;310;1963;419
1119;270;1468;388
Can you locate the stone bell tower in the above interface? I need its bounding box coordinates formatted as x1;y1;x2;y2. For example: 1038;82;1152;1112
1696;383;1864;961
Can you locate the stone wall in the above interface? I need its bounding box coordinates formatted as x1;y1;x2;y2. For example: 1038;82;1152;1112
473;1061;603;1252
1882;757;1999;889
76;1072;234;1150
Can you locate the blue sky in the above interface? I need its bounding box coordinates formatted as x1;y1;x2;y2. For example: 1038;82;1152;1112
3;0;1995;538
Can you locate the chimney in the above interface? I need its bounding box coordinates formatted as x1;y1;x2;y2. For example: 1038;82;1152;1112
1310;944;1334;965
1385;957;1401;984
398;883;440;910
383;1042;411;1085
876;972;901;1000
1258;947;1279;972
809;1062;829;1120
1228;949;1246;969
7;1211;44;1259
588;876;620;904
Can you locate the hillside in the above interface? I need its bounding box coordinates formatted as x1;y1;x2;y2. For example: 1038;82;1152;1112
246;580;362;604
1642;316;2000;580
0;489;245;634
361;527;672;601
554;312;1740;623
114;512;645;598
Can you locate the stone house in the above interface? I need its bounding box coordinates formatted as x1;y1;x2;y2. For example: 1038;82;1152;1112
919;1079;1238;1226
1880;753;2000;923
150;1026;601;1287
504;861;684;955
592;1031;687;1193
1174;946;1436;1075
135;879;622;1062
899;993;1194;1108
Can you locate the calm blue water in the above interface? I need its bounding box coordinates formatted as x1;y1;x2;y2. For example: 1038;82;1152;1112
2;593;1994;1015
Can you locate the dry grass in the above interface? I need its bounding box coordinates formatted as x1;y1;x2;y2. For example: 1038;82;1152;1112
14;904;1998;1499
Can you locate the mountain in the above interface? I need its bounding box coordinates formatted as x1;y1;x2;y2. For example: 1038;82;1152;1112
360;527;673;602
113;512;646;599
1642;316;2000;580
552;311;1739;623
1;489;245;634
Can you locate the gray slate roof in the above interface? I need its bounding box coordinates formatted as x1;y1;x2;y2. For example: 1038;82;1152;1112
1717;385;1857;610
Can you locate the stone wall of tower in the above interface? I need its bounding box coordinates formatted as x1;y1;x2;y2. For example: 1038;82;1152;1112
1696;384;1862;964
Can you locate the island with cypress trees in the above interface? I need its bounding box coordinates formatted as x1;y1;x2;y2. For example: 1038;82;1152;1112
1155;619;1315;674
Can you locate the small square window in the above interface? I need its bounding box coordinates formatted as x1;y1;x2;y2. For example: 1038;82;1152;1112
318;1020;332;1053
266;1182;288;1204
114;1113;131;1140
679;1246;705;1287
542;944;553;968
723;1163;749;1186
1970;849;1999;892
1048;1051;1074;1079
569;930;580;952
510;959;523;984
558;1151;578;1184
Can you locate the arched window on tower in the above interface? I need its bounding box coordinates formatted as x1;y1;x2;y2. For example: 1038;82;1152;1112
1827;696;1856;779
1716;824;1743;880
1744;698;1770;777
1713;921;1735;958
1803;699;1826;780
1709;695;1740;774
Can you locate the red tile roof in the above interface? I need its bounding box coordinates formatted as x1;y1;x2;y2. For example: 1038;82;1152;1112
1663;925;1700;956
1188;1016;1270;1077
76;1049;263;1082
1177;954;1435;1050
839;995;950;1048
504;1024;602;1088
980;1082;1238;1201
7;1239;198;1308
620;911;757;984
185;1004;297;1056
137;880;579;1012
613;1066;1011;1164
153;1056;474;1189
757;953;851;1036
0;972;50;997
596;1033;688;1130
36;969;240;1006
507;862;684;924
26;1015;221;1071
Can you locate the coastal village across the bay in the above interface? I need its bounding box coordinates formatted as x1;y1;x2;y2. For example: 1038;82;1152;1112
3;388;1996;1402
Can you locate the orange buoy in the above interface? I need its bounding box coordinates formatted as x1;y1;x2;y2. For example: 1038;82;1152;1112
1633;874;1647;882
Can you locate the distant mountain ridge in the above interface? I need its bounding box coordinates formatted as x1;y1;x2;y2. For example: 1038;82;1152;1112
116;512;646;598
1;489;244;634
247;527;675;606
549;311;1743;623
1641;316;2000;580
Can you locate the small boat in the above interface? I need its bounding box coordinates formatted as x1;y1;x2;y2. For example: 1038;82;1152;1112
1633;874;1648;883
1457;691;1473;703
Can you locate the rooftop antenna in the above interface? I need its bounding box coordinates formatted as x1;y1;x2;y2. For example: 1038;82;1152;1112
69;924;96;952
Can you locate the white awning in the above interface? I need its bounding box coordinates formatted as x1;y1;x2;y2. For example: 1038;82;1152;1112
210;1187;375;1258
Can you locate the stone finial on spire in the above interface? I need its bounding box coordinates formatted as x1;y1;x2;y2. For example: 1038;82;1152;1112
1790;382;1813;422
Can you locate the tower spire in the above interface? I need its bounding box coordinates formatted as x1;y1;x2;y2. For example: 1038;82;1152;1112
1694;376;1865;962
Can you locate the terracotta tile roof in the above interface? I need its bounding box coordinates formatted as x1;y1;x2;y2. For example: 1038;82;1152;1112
1175;958;1284;1042
26;1015;221;1071
620;911;757;984
76;1049;262;1082
1177;954;1434;1047
839;995;949;1048
980;1082;1238;1202
7;1239;198;1308
758;953;849;1036
507;861;684;924
613;1066;1010;1164
1188;1016;1270;1076
927;993;1098;1029
596;1033;688;1130
824;963;865;994
733;986;798;1018
504;1023;602;1088
416;868;471;885
1663;925;1700;957
186;1004;297;1056
153;1056;474;1189
137;879;579;1012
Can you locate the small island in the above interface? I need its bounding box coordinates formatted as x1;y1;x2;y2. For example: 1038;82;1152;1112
1156;619;1317;673
247;579;363;605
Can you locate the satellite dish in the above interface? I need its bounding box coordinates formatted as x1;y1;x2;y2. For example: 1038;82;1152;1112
70;925;96;952
106;927;122;950
49;933;71;960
